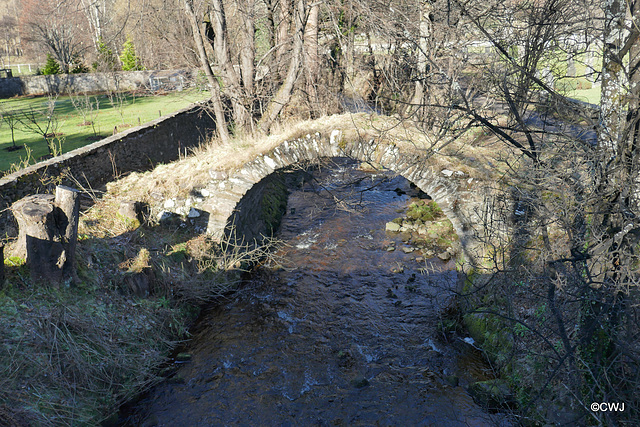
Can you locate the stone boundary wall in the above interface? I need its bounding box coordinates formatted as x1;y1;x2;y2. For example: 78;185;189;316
0;103;216;236
0;69;196;98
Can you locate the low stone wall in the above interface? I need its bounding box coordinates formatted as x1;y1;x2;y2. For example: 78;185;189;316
0;69;195;98
0;103;215;237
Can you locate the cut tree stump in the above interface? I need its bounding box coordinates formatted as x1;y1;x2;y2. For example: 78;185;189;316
11;194;56;260
55;185;80;282
10;186;80;285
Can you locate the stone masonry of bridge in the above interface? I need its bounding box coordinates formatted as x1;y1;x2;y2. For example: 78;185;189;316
146;118;497;269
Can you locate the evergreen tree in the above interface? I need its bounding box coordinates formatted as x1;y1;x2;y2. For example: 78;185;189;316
120;37;143;71
94;37;119;71
42;54;61;75
70;54;90;74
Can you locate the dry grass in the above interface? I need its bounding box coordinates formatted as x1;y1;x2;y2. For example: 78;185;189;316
107;112;506;205
1;182;281;424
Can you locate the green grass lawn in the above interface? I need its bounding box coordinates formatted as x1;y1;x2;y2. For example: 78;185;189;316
0;89;209;174
567;86;601;105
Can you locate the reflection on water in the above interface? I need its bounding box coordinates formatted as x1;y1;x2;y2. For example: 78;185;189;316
123;159;508;426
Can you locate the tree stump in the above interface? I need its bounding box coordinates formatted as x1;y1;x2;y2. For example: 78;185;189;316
11;194;56;260
10;186;80;285
55;185;80;282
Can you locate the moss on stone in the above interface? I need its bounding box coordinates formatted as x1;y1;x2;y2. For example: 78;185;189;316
260;173;289;236
463;311;513;368
406;200;443;222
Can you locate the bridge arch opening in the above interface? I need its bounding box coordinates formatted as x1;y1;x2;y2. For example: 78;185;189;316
208;131;484;270
222;156;464;272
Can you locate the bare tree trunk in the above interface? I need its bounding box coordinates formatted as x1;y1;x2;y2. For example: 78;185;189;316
599;0;628;152
343;1;356;92
239;0;256;97
304;2;319;113
259;0;306;133
264;0;277;51
0;243;5;285
239;0;256;134
79;0;104;49
276;0;293;79
409;1;433;116
210;0;252;132
183;0;230;143
621;1;640;209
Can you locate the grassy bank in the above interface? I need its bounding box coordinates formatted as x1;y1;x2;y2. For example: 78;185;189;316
0;89;208;173
0;189;273;424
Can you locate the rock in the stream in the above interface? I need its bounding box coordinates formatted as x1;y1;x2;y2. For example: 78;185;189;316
157;210;174;223
351;375;370;388
175;353;192;362
445;375;460;387
386;222;401;232
437;251;451;261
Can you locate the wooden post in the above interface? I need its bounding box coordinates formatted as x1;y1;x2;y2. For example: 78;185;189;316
10;186;80;285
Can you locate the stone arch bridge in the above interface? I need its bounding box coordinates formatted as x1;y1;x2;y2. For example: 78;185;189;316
176;127;499;269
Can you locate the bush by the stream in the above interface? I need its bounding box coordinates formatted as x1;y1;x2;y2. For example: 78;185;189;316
406;199;443;222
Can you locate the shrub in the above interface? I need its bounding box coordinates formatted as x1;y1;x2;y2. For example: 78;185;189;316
42;54;61;75
70;55;90;74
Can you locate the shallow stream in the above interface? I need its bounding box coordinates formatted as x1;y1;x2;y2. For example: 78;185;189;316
122;159;506;426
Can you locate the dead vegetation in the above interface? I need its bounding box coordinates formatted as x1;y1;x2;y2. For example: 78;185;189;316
1;176;280;424
108;112;503;206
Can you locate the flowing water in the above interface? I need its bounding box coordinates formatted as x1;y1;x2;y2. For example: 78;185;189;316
122;159;507;426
